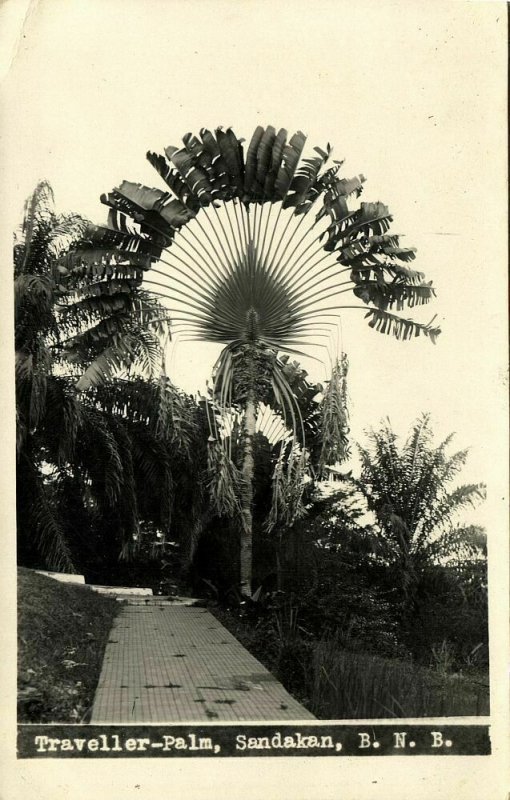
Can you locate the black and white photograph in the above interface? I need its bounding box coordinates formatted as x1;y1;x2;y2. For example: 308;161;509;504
1;1;508;798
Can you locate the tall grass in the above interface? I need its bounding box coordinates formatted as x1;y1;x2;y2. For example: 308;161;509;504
211;605;489;719
308;637;490;719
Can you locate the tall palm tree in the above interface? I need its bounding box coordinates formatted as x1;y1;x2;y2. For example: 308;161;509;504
357;413;486;607
73;126;440;595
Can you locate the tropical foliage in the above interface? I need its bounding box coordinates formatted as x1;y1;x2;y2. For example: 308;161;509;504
14;170;488;719
76;125;440;594
356;413;486;606
211;413;488;720
15;182;206;575
244;413;488;664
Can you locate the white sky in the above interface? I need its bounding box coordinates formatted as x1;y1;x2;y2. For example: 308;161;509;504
2;0;507;516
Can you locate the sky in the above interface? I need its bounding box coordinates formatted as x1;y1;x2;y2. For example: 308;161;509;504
2;0;507;520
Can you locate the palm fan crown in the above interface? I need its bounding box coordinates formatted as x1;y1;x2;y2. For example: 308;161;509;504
70;125;439;355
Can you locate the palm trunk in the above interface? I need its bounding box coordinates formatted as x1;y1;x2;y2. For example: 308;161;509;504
276;542;283;593
240;388;256;597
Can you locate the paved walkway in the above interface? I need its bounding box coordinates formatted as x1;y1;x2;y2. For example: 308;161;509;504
91;600;315;723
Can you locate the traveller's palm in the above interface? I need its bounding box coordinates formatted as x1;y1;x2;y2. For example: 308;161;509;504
69;126;439;594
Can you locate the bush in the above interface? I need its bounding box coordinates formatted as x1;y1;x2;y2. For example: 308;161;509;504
401;562;489;669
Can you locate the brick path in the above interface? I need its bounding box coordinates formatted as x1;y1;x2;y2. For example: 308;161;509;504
90;602;315;723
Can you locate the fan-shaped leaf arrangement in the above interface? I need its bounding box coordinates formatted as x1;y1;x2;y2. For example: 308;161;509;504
68;125;439;352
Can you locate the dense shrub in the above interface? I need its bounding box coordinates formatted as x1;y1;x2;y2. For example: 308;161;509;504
402;561;489;669
275;480;489;671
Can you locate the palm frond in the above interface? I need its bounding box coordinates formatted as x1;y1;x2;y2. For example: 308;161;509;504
46;214;89;260
428;483;487;533
71;330;157;391
39;377;83;465
353;279;436;311
75;406;125;504
364;308;441;343
266;448;307;532
318;354;350;475
21;459;76;572
206;439;245;521
15;181;56;276
15;339;52;434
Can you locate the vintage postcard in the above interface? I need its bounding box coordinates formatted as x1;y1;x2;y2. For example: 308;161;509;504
1;1;508;798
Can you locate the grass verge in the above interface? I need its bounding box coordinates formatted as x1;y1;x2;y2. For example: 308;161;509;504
309;637;490;718
18;567;118;723
211;604;489;719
